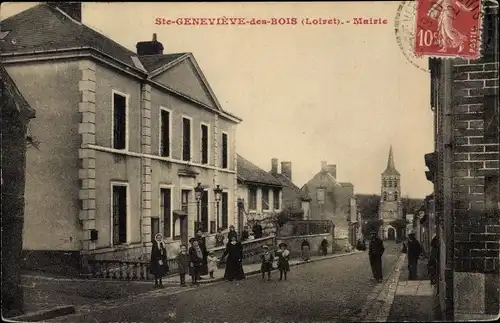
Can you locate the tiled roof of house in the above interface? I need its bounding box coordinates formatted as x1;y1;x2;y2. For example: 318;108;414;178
272;173;311;201
0;63;35;118
138;53;188;72
237;155;282;187
0;4;142;70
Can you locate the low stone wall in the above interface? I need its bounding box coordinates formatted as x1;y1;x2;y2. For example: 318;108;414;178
276;233;334;258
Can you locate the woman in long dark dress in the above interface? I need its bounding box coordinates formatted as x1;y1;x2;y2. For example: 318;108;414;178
150;233;169;288
195;229;209;278
221;236;245;282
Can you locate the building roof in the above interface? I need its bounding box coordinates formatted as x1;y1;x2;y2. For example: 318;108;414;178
272;173;311;201
237;155;283;187
0;4;142;71
0;4;242;123
0;63;35;119
382;145;400;176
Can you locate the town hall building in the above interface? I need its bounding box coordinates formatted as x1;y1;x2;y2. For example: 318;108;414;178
378;146;403;240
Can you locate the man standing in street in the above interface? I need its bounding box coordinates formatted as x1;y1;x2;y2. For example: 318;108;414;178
407;233;422;280
369;231;385;283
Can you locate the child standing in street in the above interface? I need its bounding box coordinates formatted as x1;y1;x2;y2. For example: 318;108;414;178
177;244;189;287
207;251;219;279
188;238;203;286
260;245;274;281
276;243;290;281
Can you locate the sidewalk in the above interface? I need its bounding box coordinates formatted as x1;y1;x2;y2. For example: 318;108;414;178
386;256;439;322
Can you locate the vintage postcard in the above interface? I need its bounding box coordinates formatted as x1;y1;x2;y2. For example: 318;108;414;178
1;1;499;322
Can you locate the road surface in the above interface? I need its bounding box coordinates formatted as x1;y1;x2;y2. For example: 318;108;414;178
51;242;401;322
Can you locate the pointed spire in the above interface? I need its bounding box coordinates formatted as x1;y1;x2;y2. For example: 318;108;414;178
387;145;395;170
383;145;400;175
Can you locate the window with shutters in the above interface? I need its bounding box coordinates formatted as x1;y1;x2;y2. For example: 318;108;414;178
112;184;128;245
112;91;128;150
248;187;257;211
159;107;171;157
484;95;499;144
221;132;228;169
262;188;270;210
273;188;281;210
160;188;172;238
182;117;192;161
201;124;209;164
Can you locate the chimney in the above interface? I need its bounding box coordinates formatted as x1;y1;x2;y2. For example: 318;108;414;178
136;33;164;56
321;161;327;171
326;164;337;179
281;162;292;181
271;158;279;174
47;2;82;22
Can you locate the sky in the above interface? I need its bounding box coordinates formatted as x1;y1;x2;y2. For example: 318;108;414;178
1;2;434;198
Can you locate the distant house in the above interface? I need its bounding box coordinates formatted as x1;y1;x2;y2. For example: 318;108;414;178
1;3;241;272
301;161;355;240
237;155;283;230
269;158;311;219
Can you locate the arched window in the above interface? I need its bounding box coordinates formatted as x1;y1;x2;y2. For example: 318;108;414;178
394;191;398;201
383;191;388;201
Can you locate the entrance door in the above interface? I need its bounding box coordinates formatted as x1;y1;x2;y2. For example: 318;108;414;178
388;227;396;240
180;216;188;246
181;190;190;245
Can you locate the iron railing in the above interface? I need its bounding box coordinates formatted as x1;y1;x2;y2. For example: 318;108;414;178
87;236;276;280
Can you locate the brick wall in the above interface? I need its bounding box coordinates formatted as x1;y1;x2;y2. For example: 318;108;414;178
449;8;499;317
451;31;499;276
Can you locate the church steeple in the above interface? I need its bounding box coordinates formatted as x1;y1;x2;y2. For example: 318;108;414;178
383;145;400;175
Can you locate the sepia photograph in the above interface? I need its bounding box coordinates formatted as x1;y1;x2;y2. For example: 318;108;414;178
1;1;499;322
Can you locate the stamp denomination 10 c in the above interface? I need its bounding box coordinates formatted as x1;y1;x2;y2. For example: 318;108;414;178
414;0;483;59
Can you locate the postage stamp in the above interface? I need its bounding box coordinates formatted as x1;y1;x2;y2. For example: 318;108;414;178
413;0;483;59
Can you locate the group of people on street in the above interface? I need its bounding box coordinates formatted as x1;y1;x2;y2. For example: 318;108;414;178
366;229;438;285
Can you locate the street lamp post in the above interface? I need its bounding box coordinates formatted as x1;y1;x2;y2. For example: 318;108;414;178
213;185;223;231
194;182;203;233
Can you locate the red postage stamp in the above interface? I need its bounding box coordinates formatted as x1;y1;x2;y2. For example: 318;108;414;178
414;0;482;59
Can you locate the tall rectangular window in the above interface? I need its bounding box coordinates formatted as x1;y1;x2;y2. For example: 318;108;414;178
160;188;172;238
182;117;191;161
221;133;228;169
484;95;499;144
112;184;127;245
273;188;280;210
113;92;127;150
221;192;229;229
201;124;209;164
262;188;269;210
249;188;257;211
160;108;170;157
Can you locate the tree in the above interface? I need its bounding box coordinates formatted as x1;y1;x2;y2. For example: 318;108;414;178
276;205;304;227
355;194;381;220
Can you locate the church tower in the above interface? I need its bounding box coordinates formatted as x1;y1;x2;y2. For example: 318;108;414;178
378;145;402;240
